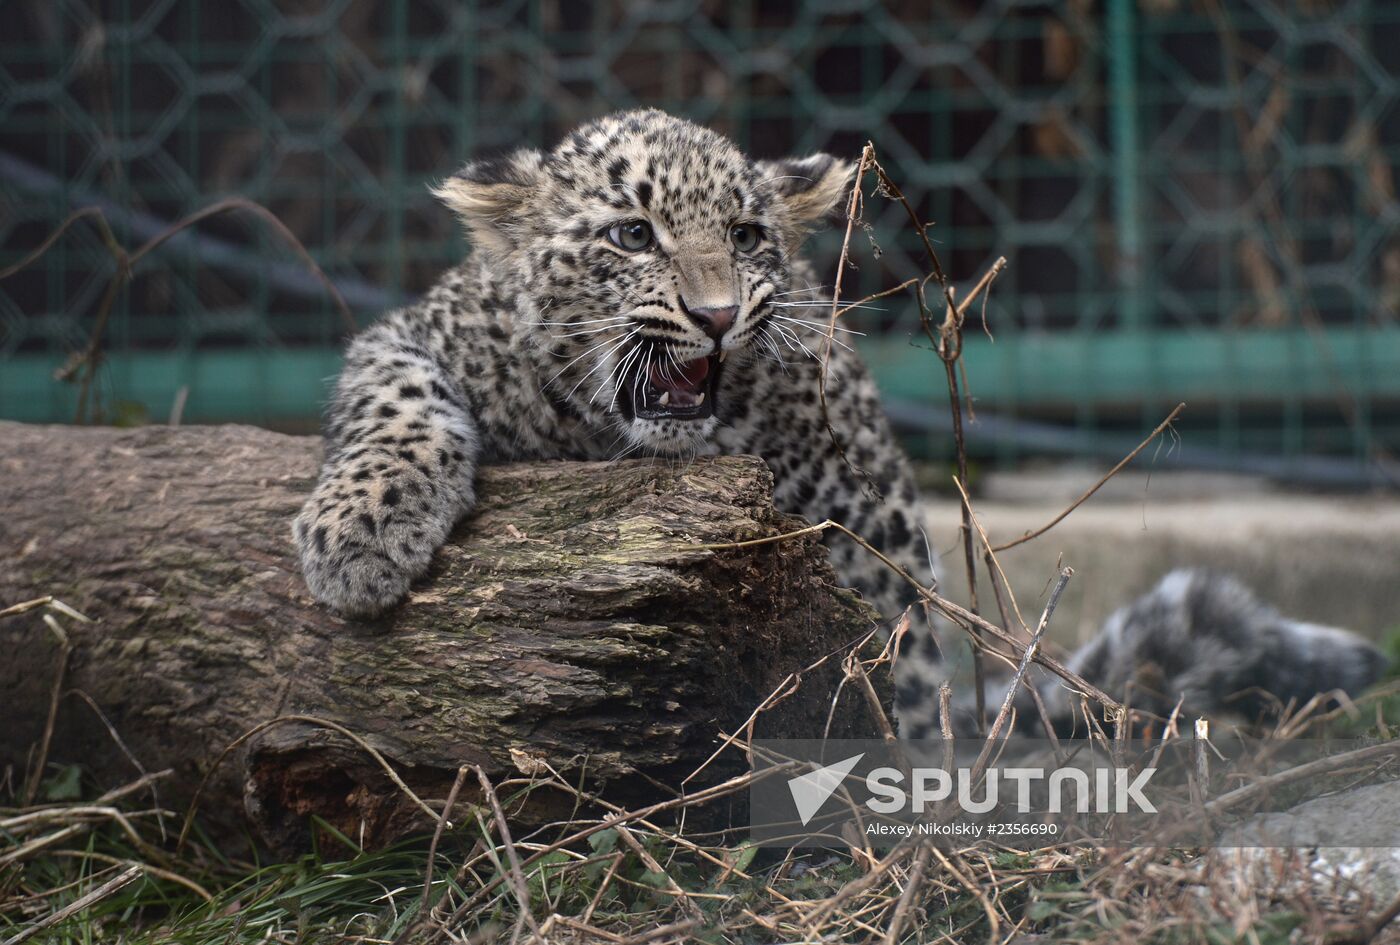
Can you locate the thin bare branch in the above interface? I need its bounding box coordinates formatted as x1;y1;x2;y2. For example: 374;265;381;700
993;403;1187;552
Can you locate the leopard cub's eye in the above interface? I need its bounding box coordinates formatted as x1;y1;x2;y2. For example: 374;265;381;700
730;223;762;253
606;220;654;252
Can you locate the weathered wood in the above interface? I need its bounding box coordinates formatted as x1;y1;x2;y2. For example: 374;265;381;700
0;422;886;849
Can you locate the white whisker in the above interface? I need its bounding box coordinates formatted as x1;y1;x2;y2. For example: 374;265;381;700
527;316;631;327
631;342;653;407
533;322;632;342
757;326;791;373
771;314;865;337
770;300;884;313
665;347;685;382
756;173;815;187
602;338;646;409
768;318;857;354
565;329;639;402
593;340;633;406
542;329;633;395
772;285;829;298
775;332;852;355
769;321;821;363
768;321;801;351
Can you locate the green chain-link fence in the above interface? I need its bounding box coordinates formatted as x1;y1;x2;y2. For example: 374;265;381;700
2;1;1398;483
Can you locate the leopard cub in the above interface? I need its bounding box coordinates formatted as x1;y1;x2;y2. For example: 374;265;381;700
295;109;1385;737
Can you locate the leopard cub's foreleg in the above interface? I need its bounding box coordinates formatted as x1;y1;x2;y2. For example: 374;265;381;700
293;317;479;617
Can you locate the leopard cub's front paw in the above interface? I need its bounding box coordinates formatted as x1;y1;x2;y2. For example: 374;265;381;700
292;504;411;618
292;491;430;618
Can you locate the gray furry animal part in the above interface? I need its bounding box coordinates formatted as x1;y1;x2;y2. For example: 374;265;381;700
1033;569;1388;729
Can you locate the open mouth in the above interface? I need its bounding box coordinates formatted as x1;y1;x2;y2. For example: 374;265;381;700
624;351;724;422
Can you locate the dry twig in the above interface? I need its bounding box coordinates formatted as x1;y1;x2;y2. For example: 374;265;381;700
1;865;143;945
993;403;1187;552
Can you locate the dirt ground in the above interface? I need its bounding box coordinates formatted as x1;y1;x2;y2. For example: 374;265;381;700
917;468;1400;649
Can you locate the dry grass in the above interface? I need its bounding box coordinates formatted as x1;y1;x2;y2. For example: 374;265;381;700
5;750;1400;944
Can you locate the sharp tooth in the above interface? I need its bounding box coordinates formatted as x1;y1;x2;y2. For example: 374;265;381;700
658;391;670;406
718;350;728;363
696;392;705;405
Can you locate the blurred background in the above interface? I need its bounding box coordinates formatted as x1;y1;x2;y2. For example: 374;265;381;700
1;0;1398;490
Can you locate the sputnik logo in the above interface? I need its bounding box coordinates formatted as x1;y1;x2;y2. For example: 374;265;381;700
786;753;864;826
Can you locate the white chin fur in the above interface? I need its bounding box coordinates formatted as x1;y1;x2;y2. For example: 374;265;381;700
624;417;717;456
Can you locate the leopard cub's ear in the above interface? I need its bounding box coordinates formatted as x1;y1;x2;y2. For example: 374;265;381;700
754;153;857;245
432;148;545;257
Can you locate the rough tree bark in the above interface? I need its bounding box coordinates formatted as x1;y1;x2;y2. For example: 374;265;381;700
0;422;887;850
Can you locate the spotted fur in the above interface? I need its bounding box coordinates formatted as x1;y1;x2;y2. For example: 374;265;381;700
1034;569;1388;729
294;110;1385;736
293;110;926;619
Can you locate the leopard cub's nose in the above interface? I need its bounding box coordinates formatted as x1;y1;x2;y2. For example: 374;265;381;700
689;305;737;340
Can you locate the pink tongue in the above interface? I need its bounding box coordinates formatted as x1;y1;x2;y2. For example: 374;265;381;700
648;357;710;394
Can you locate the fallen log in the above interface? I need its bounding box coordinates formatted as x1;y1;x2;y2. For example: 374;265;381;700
0;422;887;850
